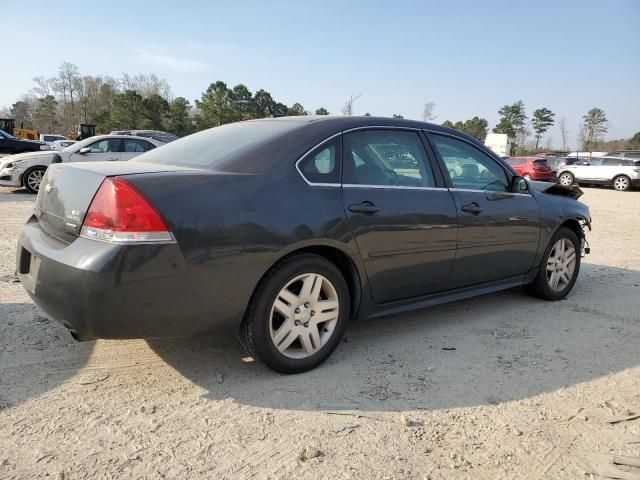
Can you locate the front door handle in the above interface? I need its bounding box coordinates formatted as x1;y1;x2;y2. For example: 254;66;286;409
461;202;483;214
349;201;380;214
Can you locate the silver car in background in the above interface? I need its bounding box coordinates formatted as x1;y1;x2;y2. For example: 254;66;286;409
557;156;640;191
0;135;164;193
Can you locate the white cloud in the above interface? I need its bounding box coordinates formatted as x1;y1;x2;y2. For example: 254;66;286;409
134;48;211;73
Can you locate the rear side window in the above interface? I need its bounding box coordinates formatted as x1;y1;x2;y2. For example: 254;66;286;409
124;139;154;152
342;130;435;187
602;159;622;166
297;137;341;184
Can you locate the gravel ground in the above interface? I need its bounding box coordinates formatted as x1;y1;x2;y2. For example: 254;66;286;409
0;185;639;480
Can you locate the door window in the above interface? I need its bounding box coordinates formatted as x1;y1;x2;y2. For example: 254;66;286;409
297;137;341;184
87;139;121;153
343;130;435;187
602;158;622;166
429;134;509;192
124;139;154;152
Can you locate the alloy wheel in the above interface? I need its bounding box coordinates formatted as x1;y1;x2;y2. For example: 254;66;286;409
27;169;44;192
559;173;573;186
269;273;339;359
613;176;629;191
546;238;577;291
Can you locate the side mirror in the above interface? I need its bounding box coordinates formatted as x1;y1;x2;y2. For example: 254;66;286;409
79;147;91;154
511;175;529;193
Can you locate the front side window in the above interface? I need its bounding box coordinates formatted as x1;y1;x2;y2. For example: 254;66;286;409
88;139;121;153
429;134;509;192
343;130;435;187
298;137;341;184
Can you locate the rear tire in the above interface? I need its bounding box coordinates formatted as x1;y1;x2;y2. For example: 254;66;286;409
22;166;46;194
525;227;581;301
612;175;631;191
240;254;350;374
558;172;574;187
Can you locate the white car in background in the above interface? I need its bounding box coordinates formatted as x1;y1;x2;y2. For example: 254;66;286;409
39;134;68;146
51;139;77;150
0;135;163;193
557;156;640;192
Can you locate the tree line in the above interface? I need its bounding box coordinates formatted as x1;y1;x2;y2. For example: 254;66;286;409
2;62;637;152
0;62;330;138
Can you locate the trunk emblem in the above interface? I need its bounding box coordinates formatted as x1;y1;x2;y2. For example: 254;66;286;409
44;183;53;193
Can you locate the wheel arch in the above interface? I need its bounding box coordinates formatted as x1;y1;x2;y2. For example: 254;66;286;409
21;164;47;188
252;243;365;322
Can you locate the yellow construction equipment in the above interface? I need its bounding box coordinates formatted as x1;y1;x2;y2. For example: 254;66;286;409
0;118;39;140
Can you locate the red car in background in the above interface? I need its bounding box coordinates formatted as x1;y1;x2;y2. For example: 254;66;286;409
507;156;555;181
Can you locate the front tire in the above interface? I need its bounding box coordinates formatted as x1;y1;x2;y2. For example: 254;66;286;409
558;172;574;187
613;175;631;191
525;227;581;301
241;254;350;374
22;166;46;194
523;173;532;180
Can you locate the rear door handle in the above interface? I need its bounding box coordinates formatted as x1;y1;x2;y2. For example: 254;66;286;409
349;201;380;214
461;202;483;214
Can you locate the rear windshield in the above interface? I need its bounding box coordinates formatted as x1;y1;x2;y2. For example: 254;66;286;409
135;120;305;173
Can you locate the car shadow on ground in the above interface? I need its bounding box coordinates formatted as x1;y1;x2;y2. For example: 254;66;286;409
0;188;36;201
146;262;640;412
0;302;94;410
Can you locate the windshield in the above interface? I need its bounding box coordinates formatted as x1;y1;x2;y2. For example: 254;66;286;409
0;129;15;139
135;120;307;172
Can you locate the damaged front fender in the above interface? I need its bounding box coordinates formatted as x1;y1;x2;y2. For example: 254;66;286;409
529;180;584;200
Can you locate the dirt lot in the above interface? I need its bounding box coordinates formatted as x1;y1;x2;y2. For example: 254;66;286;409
0;185;639;480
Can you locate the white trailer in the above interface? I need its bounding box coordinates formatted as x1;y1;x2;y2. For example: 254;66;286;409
484;133;511;157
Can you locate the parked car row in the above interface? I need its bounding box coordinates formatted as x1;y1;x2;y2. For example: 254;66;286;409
0;135;164;193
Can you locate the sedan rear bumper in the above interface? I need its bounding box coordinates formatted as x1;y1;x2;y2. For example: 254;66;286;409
16;216;254;340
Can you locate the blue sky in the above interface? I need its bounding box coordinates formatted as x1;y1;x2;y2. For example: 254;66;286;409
3;0;639;146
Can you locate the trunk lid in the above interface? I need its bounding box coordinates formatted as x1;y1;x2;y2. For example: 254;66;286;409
35;161;196;243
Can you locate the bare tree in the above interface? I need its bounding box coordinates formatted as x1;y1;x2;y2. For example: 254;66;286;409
31;76;54;98
58;62;80;128
341;93;362;116
422;102;437;121
558;117;568;151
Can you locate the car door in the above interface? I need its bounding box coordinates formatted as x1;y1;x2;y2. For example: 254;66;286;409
67;138;122;162
598;158;623;182
341;128;458;304
121;138;156;160
427;132;541;288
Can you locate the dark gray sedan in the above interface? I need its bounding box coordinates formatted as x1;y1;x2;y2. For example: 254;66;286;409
17;116;591;373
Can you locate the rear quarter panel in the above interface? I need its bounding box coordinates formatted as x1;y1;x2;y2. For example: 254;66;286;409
126;168;360;330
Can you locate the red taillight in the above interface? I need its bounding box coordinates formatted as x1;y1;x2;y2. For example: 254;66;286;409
80;177;174;244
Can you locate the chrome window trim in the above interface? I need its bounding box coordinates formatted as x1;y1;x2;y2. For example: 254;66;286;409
295;132;343;187
343;184;445;191
449;188;531;197
342;125;421;133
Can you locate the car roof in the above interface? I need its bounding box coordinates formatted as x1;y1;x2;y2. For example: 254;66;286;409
88;134;162;143
242;115;485;146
